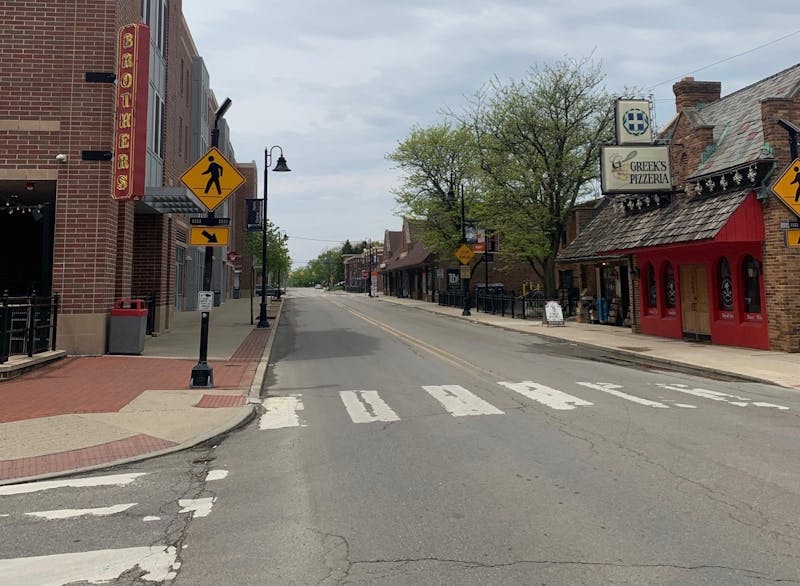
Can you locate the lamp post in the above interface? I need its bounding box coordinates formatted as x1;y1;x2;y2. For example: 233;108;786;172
257;146;290;328
447;185;471;316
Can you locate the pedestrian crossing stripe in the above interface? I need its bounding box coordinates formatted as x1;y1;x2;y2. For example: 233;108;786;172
257;381;790;429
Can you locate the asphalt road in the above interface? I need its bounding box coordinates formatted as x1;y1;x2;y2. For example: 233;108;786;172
1;289;798;585
175;289;800;585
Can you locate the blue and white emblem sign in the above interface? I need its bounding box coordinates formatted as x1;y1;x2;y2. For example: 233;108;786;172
615;99;653;144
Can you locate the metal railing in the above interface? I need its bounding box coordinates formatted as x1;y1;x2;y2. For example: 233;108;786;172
0;292;60;364
440;289;548;320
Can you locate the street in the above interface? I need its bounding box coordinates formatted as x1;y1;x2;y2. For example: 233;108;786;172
1;289;799;585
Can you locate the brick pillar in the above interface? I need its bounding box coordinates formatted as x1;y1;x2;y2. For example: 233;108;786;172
761;98;800;351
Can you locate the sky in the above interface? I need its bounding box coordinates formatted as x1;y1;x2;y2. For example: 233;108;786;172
180;0;800;269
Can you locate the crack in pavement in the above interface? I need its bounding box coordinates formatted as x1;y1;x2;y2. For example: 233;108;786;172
343;557;799;583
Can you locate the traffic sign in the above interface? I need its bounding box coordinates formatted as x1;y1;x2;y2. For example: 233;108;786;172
786;228;800;248
455;243;474;265
180;147;246;212
190;216;230;226
189;226;229;246
771;158;800;217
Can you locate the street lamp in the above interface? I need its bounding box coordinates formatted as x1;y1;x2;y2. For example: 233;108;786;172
257;146;290;328
447;185;471;316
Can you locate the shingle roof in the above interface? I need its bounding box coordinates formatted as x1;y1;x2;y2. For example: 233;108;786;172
687;64;800;179
382;242;432;270
557;190;751;261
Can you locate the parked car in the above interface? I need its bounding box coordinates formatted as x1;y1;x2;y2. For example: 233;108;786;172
255;285;285;298
314;284;323;289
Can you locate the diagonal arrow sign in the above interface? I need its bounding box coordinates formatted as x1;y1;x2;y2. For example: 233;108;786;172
201;230;218;243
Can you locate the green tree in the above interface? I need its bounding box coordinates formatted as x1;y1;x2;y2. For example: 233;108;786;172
458;56;614;295
246;220;291;286
387;123;480;259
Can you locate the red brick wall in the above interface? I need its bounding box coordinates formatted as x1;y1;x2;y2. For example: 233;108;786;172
233;162;258;291
163;0;193;185
760;98;800;351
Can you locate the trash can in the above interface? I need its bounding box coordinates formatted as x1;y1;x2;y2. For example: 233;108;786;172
108;298;148;355
213;290;221;307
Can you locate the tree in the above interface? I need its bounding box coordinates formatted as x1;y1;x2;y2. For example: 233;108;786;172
387;123;480;259
245;220;291;286
457;56;614;295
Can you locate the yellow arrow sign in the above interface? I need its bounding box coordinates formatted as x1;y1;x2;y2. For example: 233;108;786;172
190;226;229;246
786;228;800;248
180;147;246;212
771;157;800;217
455;243;474;265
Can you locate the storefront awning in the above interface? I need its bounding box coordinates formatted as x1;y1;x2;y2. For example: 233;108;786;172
137;186;206;215
558;189;758;262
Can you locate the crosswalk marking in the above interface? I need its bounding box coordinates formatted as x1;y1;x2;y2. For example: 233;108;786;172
0;546;179;584
340;390;400;423
421;385;504;417
656;384;789;410
0;473;147;496
25;503;136;520
497;381;593;410
259;395;304;429
576;382;669;408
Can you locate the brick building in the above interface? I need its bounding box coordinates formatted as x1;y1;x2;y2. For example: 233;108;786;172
0;1;241;354
558;65;800;351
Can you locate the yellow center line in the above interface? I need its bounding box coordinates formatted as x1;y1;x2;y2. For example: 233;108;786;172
329;298;477;371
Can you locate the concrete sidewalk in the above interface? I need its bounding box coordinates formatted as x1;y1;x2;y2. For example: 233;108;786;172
0;296;282;486
368;294;800;390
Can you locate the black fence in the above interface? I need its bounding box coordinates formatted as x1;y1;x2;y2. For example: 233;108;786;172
0;292;60;364
439;289;548;320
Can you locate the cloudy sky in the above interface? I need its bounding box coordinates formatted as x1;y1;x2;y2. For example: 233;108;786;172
180;0;799;268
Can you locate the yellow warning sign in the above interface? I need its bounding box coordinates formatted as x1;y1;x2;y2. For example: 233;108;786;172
189;226;229;246
786;228;800;248
180;147;246;212
455;243;474;265
771;157;800;217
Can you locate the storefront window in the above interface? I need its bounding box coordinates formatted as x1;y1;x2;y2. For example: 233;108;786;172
663;262;675;309
646;263;657;308
718;257;733;312
742;255;762;314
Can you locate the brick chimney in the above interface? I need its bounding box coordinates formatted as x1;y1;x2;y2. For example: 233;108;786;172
673;76;722;112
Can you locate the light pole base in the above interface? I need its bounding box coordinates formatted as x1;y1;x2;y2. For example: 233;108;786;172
190;362;214;388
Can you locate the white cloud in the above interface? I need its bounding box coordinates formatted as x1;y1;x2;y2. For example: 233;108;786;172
181;0;800;267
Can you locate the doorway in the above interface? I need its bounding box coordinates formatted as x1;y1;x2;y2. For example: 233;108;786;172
679;264;710;340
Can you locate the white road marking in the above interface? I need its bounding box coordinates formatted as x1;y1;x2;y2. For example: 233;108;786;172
26;503;136;520
675;403;697;409
178;497;215;518
0;545;178;584
498;381;593;410
205;469;229;481
259;395;304;429
657;384;789;410
422;385;504;417
143;516;161;522
576;382;669;408
339;390;400;423
0;473;147;496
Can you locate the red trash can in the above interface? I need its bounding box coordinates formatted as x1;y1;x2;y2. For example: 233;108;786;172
108;298;148;354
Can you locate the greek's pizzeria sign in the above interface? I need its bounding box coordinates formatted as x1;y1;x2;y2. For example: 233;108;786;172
600;145;673;194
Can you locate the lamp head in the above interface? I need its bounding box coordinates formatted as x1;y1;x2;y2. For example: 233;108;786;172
273;155;290;172
446;189;455;203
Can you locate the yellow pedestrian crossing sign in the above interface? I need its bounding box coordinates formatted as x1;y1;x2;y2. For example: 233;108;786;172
455;244;474;265
771;157;800;217
180;147;246;212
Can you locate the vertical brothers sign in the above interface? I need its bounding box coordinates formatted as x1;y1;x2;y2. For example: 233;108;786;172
112;23;150;201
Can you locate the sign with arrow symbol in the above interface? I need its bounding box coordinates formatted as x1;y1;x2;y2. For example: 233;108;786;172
190;226;229;246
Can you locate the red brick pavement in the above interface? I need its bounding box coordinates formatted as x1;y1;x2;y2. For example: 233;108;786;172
0;434;177;481
0;325;268;423
195;394;248;408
